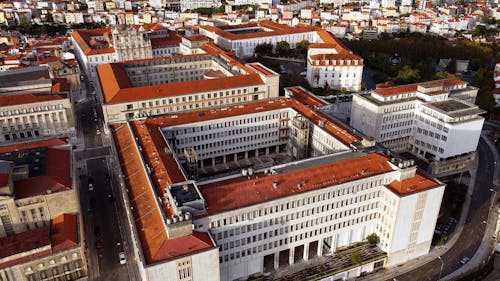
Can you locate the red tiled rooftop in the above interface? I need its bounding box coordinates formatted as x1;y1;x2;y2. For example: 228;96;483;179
0;138;68;154
0;93;64;107
0;226;50;260
0;213;79;269
387;173;439;195
287;86;327;107
50;213;78;252
201;153;394;215
70;29;115;55
372;78;466;96
14;148;71;199
146;97;360;146
112;123;168;263
111;123;215;264
248;63;276;76
153;232;214;261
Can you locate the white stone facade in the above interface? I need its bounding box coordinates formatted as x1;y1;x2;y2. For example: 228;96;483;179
0;98;74;144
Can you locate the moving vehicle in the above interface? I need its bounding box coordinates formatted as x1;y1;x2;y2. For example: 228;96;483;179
119;252;126;264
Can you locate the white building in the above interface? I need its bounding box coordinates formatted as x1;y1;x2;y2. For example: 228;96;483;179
0;92;74;144
200;21;364;91
306;41;363;91
350;79;484;176
109;85;443;281
97;42;279;124
71;24;182;80
180;0;222;12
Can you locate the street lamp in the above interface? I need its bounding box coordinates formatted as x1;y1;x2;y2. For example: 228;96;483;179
430;252;444;280
436;255;444;281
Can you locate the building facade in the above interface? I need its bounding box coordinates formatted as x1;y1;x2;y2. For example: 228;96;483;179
97;43;279;124
199;21;364;91
0;94;74;144
109;87;442;281
350;78;483;176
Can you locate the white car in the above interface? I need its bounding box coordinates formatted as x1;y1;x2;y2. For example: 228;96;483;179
88;183;94;191
119;252;126;264
460;257;470;264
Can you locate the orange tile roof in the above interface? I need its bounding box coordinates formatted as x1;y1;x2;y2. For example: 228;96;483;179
0;226;51;260
150;34;182;48
111;123;215;264
97;44;265;104
201;153;394;215
70;28;115;56
248;62;276;76
0;93;64;107
50;213;78;252
372;78;466;97
0;138;68;154
287;86;327;107
386;173;439;195
145;97;361;146
201;20;318;41
111;123;168;264
0;213;79;269
14;148;71;199
154;231;214;261
51;77;70;93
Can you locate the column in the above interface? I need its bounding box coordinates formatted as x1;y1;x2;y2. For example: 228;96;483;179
303;243;309;261
317;239;323;257
266;147;269;155
223;155;226;164
211;157;215;168
289;247;295;265
255;149;259;157
244;151;248;160
331;235;337;254
274;252;279;269
234;154;237;162
276;145;280;153
199;160;204;168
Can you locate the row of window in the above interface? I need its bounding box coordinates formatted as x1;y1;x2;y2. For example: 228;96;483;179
210;182;383;229
218;214;377;264
126;87;260;110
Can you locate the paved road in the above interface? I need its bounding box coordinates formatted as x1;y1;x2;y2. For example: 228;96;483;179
392;137;497;281
75;74;134;281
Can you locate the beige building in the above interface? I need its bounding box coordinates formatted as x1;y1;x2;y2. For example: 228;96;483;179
97;41;279;124
0;213;86;281
0;139;78;237
0;139;86;281
0;92;74;144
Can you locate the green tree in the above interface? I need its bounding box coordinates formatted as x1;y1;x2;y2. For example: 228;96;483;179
350;250;362;264
275;41;290;56
297;40;310;52
395;65;421;84
254;43;273;57
434;71;457;79
445;60;457;74
366;233;380;245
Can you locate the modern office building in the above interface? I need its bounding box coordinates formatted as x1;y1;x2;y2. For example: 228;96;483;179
109;88;443;281
350;78;483;176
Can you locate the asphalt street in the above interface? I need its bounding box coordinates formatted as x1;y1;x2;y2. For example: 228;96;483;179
75;74;135;281
392;137;497;281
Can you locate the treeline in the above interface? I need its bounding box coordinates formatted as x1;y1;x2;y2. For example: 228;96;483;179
343;34;497;66
1;21;107;36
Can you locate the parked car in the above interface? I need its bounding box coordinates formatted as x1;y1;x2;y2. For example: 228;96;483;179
460;257;470;264
119;252;126;264
88;183;94;191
